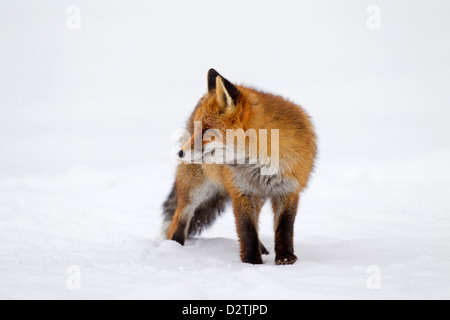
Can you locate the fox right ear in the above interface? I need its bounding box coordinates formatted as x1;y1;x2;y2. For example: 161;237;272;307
207;68;221;92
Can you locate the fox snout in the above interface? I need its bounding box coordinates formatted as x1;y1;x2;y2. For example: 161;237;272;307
178;133;201;160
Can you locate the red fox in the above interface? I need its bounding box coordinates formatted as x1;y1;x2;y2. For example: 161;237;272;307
162;69;317;265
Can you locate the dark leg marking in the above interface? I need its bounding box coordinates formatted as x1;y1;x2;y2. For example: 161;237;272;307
273;194;299;265
233;195;263;265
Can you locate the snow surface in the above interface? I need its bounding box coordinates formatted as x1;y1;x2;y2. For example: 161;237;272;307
1;0;450;299
1;154;450;300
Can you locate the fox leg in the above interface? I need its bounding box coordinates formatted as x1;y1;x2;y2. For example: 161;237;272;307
259;239;269;255
167;174;224;245
231;193;265;265
272;193;299;265
167;180;203;245
166;164;204;245
167;196;193;246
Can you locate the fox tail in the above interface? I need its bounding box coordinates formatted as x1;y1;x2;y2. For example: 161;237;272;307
161;182;229;238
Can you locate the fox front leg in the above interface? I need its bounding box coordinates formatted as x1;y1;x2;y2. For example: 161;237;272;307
167;190;195;245
167;205;192;246
232;194;264;265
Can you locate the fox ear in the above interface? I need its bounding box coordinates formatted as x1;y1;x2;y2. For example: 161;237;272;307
208;69;240;107
216;76;236;110
208;68;221;92
215;76;240;112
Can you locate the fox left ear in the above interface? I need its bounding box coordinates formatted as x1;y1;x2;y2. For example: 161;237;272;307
208;69;221;92
208;69;240;108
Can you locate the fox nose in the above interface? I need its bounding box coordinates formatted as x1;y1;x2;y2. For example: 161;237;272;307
178;150;185;159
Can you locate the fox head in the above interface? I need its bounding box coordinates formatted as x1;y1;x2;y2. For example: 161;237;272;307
178;69;248;163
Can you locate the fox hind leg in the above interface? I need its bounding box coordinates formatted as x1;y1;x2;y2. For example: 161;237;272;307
259;240;269;255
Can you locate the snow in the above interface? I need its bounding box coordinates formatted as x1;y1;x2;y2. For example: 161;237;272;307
1;0;450;300
1;154;449;299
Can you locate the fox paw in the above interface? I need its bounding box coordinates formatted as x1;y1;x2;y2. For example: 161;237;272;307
242;253;263;265
275;253;297;265
260;242;269;255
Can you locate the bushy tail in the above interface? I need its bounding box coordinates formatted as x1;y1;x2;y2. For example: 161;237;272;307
161;182;229;238
161;183;178;238
187;192;229;236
